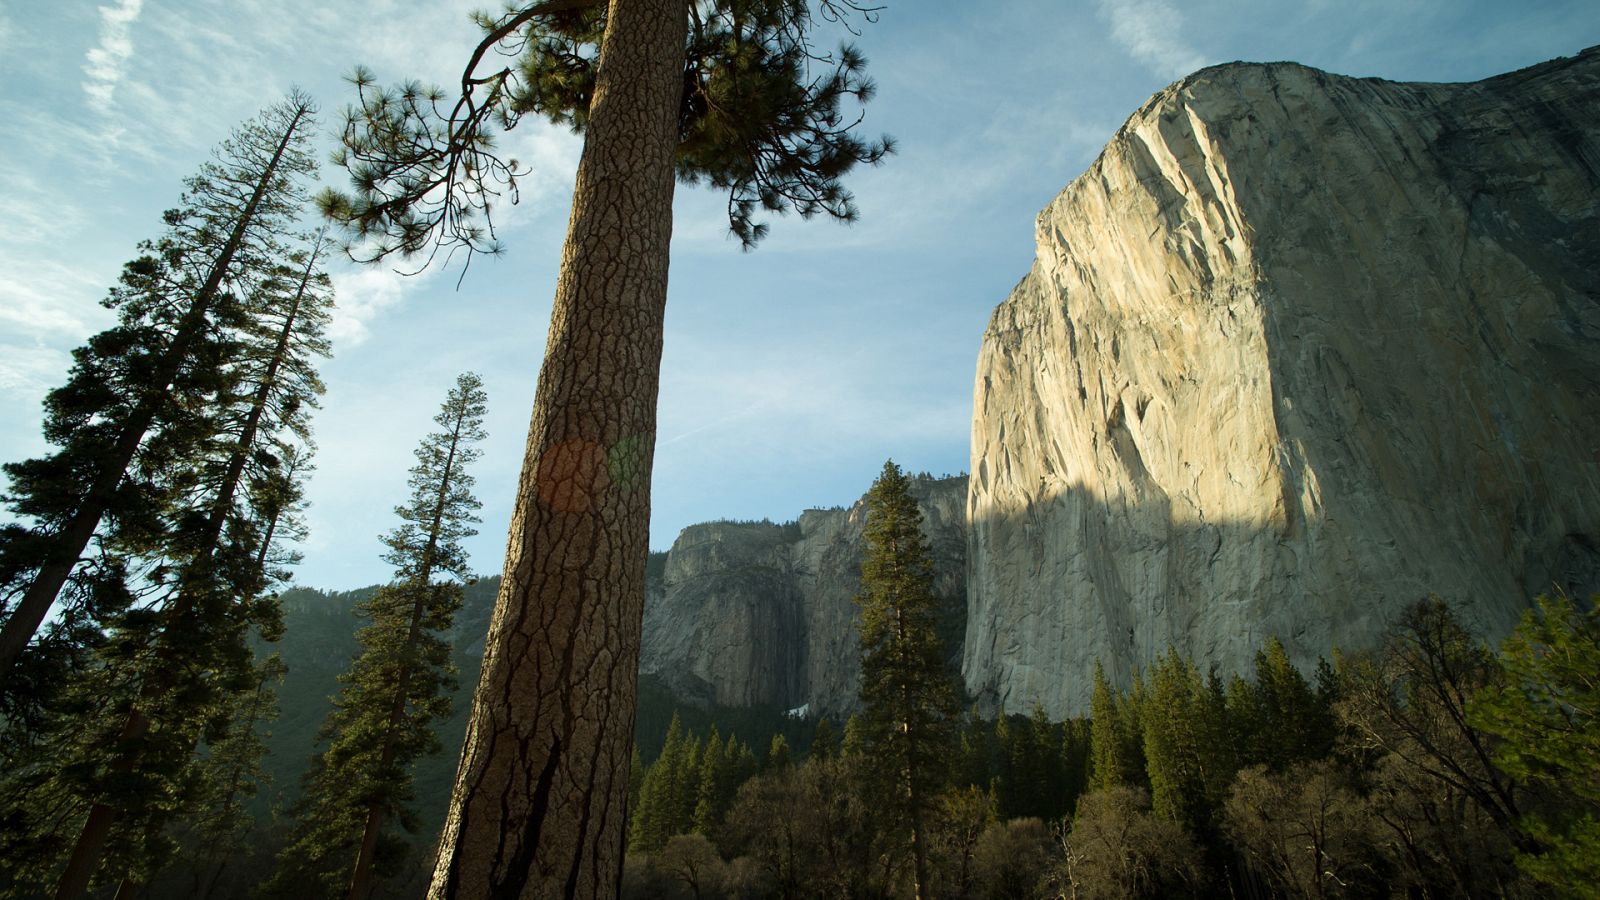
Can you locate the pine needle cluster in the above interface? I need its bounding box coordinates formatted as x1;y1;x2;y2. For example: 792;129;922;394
318;0;893;263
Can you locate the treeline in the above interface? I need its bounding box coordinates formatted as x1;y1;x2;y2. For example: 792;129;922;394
619;595;1599;900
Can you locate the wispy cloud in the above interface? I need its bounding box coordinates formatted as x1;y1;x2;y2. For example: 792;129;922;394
0;257;115;413
327;266;433;348
492;124;583;225
0;258;115;339
0;344;71;395
81;0;145;114
1097;0;1208;80
0;172;92;248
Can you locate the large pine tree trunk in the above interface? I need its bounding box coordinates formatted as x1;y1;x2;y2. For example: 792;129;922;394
427;0;685;896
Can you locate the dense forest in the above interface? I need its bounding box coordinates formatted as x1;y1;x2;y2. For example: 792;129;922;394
615;595;1599;900
9;571;1596;899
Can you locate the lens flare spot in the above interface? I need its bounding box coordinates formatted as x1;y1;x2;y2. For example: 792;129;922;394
607;434;647;489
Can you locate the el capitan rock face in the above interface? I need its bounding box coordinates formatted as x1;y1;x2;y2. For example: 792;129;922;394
640;474;966;715
965;49;1600;717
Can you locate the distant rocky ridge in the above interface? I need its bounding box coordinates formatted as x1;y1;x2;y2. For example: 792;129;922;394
639;474;967;715
261;473;965;813
964;48;1600;717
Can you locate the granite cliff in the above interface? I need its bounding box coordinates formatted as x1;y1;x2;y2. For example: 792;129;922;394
965;49;1600;717
639;474;967;715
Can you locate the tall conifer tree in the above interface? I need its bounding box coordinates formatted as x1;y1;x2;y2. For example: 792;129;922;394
630;713;686;854
84;225;333;899
118;277;328;896
1142;651;1228;833
0;116;332;897
1089;661;1122;791
0;94;321;681
692;726;727;836
271;373;489;900
856;461;958;900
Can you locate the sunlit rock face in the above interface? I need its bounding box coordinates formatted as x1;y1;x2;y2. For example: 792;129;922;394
965;48;1600;717
640;475;966;715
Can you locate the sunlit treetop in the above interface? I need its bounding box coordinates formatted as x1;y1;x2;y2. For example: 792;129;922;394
317;0;892;269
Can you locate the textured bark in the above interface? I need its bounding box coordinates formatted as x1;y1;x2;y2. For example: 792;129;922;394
427;0;686;897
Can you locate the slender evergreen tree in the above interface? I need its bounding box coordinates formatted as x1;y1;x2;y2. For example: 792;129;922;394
811;718;838;761
692;726;728;836
1089;661;1123;791
675;734;704;835
630;713;686;854
841;714;867;758
856;460;959;900
763;734;792;771
1142;650;1230;835
270;373;488;900
0;157;332;899
74;224;333;900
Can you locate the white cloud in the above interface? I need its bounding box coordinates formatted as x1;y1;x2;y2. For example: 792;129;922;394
1097;0;1209;80
0;258;114;339
0;172;93;247
327;265;432;348
0;256;113;436
490;123;583;231
81;0;145;114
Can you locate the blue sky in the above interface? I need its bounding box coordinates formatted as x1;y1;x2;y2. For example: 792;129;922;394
2;0;1596;589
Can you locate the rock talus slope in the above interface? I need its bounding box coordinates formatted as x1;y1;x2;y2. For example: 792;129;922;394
966;49;1600;717
640;475;966;715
